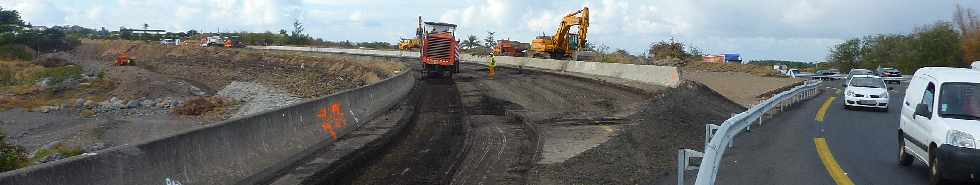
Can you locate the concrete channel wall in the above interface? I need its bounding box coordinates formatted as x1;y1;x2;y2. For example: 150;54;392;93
258;46;681;87
0;54;416;185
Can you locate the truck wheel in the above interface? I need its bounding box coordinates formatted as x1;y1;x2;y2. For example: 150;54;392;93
928;149;946;185
897;133;913;166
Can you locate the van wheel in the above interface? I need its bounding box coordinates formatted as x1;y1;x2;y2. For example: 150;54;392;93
897;133;913;166
929;150;946;185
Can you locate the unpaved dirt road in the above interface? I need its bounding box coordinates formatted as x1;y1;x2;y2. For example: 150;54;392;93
342;63;658;185
344;77;466;185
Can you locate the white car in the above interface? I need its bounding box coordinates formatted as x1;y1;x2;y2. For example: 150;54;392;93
842;75;891;111
898;67;980;184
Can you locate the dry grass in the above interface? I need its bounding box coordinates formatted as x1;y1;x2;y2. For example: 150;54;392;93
174;96;230;116
0;59;114;110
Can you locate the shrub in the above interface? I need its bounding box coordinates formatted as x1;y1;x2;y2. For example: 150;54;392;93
0;130;29;172
0;45;33;61
35;65;82;84
175;96;227;115
29;143;83;162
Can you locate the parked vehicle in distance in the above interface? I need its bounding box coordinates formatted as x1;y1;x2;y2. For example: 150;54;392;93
816;69;839;76
159;39;181;46
898;67;980;185
843;69;875;87
878;67;902;77
878;67;903;84
842;75;891;111
786;69;800;77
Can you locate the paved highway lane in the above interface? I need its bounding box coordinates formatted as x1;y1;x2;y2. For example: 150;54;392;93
819;82;932;184
717;80;953;185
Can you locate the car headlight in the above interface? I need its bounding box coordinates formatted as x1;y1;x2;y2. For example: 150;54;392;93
845;90;854;97
878;92;888;98
947;130;976;148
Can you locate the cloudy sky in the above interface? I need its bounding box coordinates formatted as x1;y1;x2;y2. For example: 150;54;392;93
1;0;976;62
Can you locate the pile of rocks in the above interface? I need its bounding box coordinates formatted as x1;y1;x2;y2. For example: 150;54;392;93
217;81;302;118
67;96;186;116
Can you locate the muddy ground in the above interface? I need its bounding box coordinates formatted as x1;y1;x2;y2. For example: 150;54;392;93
341;63;745;185
0;40;403;163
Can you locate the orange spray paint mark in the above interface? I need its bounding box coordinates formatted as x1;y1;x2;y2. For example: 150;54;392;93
318;103;347;141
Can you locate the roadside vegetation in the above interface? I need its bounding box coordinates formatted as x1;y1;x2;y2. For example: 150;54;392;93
0;129;29;172
827;4;980;73
0;7;115;111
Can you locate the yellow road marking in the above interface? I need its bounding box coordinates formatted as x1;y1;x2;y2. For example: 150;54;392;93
814;138;855;185
815;97;836;122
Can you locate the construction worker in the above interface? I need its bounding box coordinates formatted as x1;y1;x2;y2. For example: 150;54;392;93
488;53;496;80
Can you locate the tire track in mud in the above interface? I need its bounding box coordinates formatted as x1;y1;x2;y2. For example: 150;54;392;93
343;78;466;185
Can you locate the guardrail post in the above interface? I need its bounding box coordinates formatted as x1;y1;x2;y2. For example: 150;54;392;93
677;149;686;185
677;149;704;185
705;124;720;146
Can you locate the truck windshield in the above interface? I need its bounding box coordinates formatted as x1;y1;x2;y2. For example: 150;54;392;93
849;77;885;88
939;82;980;120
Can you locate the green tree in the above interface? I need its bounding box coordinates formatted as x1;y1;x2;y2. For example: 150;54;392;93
828;38;862;73
648;38;688;60
910;22;962;68
287;19;311;45
0;7;25;33
484;31;495;52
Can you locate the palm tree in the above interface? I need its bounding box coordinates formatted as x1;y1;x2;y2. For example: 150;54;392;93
462;35;481;49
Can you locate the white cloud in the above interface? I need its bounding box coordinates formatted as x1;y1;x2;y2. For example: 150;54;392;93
781;1;824;26
241;0;281;26
2;0;978;61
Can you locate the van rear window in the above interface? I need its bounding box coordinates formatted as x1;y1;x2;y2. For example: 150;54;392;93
939;82;980;120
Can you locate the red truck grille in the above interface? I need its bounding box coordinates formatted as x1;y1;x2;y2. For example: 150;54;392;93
423;36;456;65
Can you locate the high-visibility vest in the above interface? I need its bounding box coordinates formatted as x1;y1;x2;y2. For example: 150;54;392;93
488;56;496;67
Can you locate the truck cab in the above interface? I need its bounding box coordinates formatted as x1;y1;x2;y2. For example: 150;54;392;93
419;21;460;78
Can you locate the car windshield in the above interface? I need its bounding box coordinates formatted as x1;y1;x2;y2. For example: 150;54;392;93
939;83;980;120
848;77;885;88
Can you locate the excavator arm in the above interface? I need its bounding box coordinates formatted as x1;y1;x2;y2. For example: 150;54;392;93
552;7;589;55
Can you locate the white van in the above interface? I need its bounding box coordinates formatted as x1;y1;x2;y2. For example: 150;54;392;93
898;67;980;184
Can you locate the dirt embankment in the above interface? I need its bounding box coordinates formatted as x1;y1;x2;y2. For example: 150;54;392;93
677;61;803;107
684;71;803;107
91;40;403;98
531;81;745;184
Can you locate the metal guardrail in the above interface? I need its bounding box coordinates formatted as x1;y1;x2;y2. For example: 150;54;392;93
677;80;823;185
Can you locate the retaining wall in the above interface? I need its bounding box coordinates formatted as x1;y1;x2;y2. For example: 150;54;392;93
258;46;681;87
253;46;681;87
0;62;416;185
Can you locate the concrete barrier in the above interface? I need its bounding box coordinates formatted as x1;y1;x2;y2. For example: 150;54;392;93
461;54;681;87
0;63;416;185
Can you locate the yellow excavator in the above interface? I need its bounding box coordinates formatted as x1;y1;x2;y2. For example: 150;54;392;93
399;17;425;50
530;7;591;60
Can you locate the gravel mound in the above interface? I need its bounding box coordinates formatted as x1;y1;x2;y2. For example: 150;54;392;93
217;81;302;118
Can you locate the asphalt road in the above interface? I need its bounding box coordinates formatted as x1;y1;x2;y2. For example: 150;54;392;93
716;79;951;185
